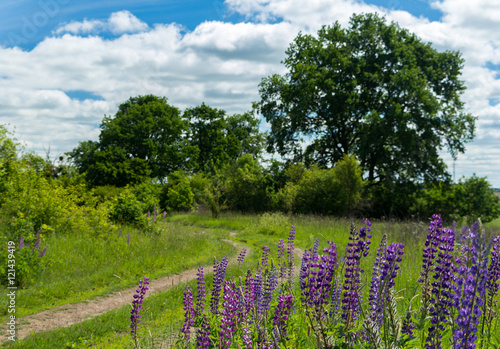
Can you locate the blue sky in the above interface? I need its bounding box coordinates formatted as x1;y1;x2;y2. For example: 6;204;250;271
1;0;500;187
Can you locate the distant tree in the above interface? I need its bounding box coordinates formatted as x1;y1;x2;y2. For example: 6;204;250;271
257;13;476;185
184;103;264;173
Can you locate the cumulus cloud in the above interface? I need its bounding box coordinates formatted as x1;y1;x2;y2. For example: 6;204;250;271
1;0;500;186
54;10;149;35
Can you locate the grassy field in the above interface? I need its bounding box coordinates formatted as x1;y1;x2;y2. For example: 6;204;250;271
3;212;500;348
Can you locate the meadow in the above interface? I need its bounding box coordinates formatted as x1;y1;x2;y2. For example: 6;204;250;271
3;212;500;348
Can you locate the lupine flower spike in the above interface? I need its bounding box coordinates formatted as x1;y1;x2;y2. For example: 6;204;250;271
130;277;150;346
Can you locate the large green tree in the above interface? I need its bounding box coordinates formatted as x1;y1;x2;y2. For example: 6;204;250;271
68;95;195;186
257;13;476;184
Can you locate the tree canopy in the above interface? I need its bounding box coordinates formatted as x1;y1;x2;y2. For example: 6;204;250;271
68;96;264;186
257;13;476;184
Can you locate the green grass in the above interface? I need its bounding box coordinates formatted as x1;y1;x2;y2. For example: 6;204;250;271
6;212;500;348
0;220;235;320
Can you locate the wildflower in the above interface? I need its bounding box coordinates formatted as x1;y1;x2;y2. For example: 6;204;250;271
130;277;150;342
341;221;372;327
237;249;247;266
261;246;270;269
244;269;255;318
181;286;195;342
19;235;24;249
196;316;211;349
254;269;263;316
277;239;286;278
401;311;415;338
419;214;443;314
211;256;229;315
273;294;294;342
39;246;47;257
368;234;387;325
453;224;488;349
196;266;206;316
220;281;238;349
287;225;296;282
242;322;253;349
426;227;456;349
33;230;41;251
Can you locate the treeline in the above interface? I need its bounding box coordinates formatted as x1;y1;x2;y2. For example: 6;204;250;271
59;95;500;224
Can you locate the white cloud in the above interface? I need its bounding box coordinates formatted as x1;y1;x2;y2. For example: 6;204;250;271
54;10;149;36
2;1;500;187
108;10;149;34
54;18;104;35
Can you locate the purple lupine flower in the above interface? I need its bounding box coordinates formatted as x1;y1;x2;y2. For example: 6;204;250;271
220;281;238;349
127;231;131;245
163;211;167;222
368;234;387;325
196;266;206;316
196;316;211;349
39;246;47;257
254;269;263;316
237;249;247;266
273;294;294;342
256;324;271;349
211;256;229;315
299;249;311;293
329;276;342;318
34;230;41;251
277;239;286;279
312;238;319;258
301;241;337;318
426;227;456;349
118;227;122;237
402;311;415;338
261;246;270;269
483;235;500;342
261;266;278;315
19;235;24;249
181;286;195;342
420;214;443;314
244;269;256;318
287;225;296;283
242;323;253;349
147;211;150;218
453;224;488;349
380;243;404;296
130;277;150;341
341;221;372;328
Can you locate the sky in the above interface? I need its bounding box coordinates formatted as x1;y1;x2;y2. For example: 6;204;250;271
0;0;499;187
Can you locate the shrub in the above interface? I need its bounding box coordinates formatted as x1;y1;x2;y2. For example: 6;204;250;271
160;171;195;212
256;212;290;236
109;190;147;227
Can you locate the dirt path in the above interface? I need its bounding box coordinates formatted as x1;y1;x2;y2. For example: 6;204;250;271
12;238;250;341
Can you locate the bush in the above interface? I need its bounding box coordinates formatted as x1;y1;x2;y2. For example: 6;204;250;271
160;171;195;212
109;190;147;227
256;212;290;235
130;180;162;213
224;154;270;212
